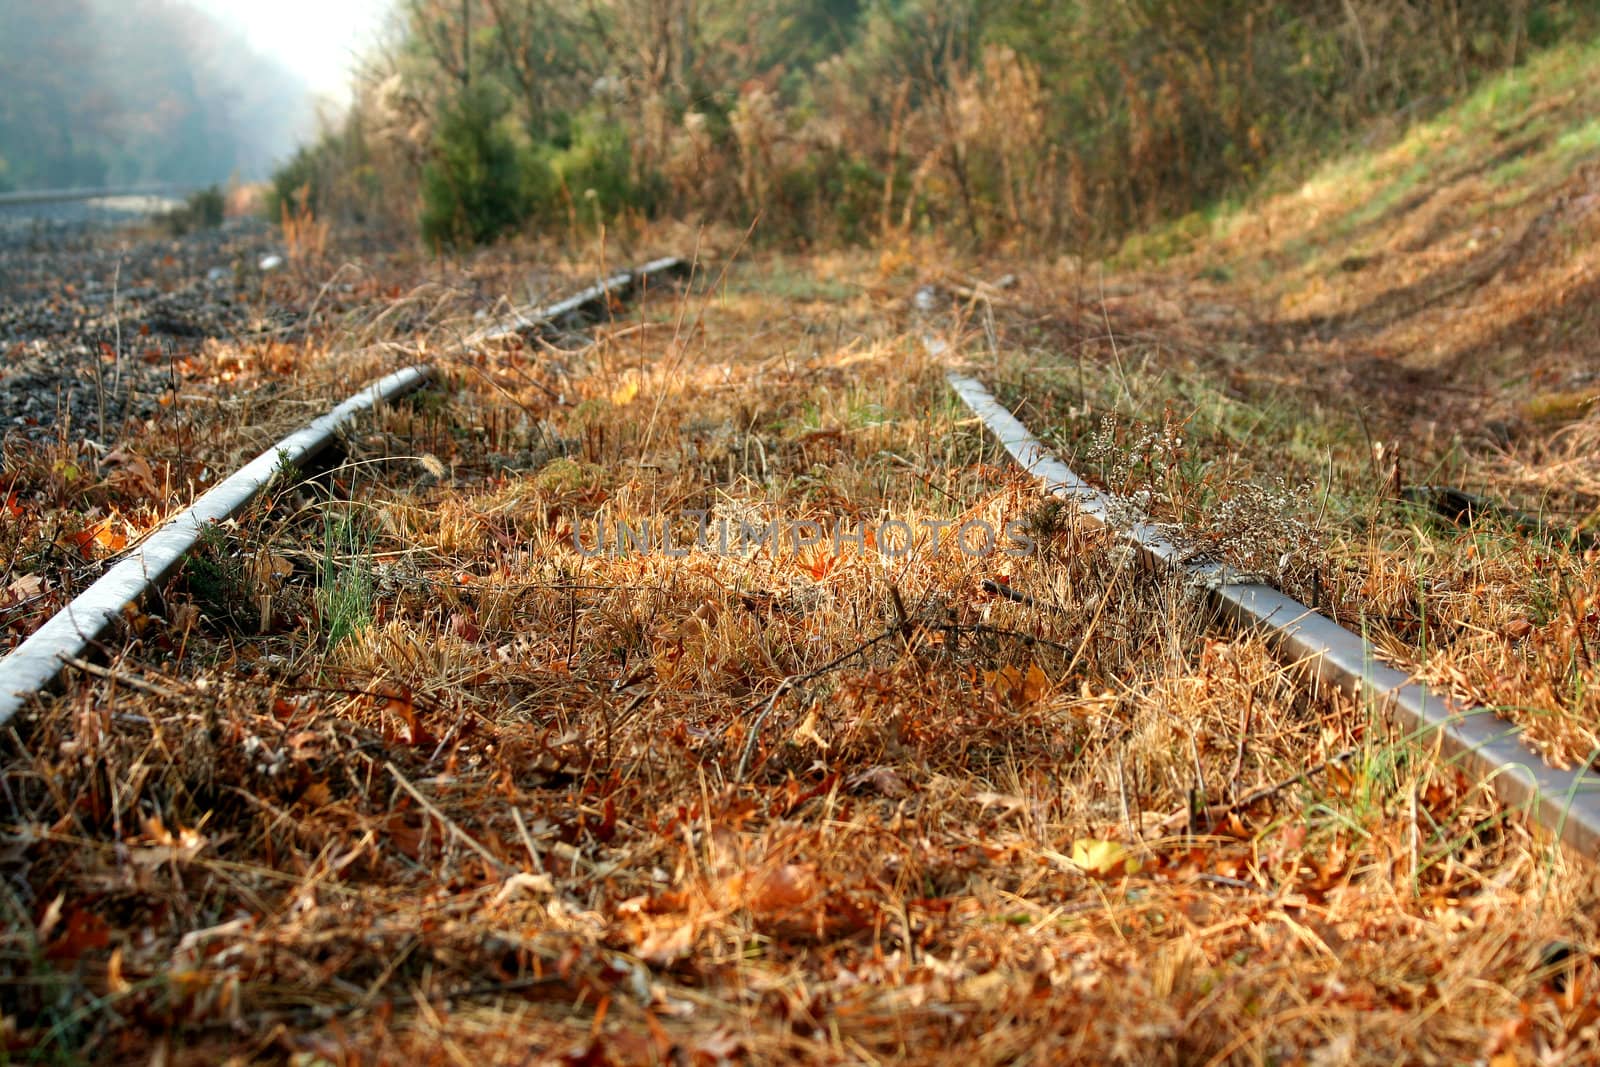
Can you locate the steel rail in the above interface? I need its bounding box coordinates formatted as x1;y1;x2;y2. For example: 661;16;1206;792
948;371;1600;857
0;184;196;208
471;256;686;343
0;256;685;726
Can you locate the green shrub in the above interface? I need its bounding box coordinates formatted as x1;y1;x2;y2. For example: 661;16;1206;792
420;86;538;248
184;523;256;632
267;143;323;220
541;114;656;229
161;184;225;235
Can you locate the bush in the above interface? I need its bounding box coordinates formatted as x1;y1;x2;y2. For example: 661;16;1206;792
265;0;1599;253
161;185;225;235
826;157;892;244
267;144;323;221
420;86;538;249
540;115;656;230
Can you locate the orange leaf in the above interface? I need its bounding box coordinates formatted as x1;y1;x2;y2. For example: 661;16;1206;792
750;863;817;913
45;907;110;960
983;663;1052;707
385;693;436;748
93;521;128;553
802;553;837;580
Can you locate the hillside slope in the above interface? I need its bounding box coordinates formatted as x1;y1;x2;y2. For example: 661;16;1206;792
1164;35;1600;438
972;35;1600;773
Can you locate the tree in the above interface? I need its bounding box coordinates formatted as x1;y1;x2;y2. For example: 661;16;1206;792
420;85;538;247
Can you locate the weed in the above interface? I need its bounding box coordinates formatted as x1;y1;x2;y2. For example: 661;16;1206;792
315;507;374;648
183;522;256;631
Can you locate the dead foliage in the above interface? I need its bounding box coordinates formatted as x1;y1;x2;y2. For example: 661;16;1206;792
4;250;1598;1064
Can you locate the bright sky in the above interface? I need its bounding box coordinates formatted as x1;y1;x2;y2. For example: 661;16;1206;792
190;0;396;102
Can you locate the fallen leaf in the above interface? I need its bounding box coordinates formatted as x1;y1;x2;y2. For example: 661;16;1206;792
382;692;437;747
5;574;47;604
802;552;838;580
128;816;209;868
847;765;909;798
750;864;817;913
491;871;556;906
692;1027;744;1062
1071;838;1138;878
44;907;110;960
298;781;332;808
983;663;1051;706
975;791;1027;819
449;610;481;642
102;449;161;496
611;378;640;406
635;920;697;964
791;708;829;750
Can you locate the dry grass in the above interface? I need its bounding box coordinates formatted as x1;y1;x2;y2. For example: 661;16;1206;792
957;34;1600;775
6;250;1599;1064
0;241;618;653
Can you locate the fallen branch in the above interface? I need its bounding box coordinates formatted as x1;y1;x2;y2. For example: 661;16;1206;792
981;577;1070;617
734;626;901;780
1402;484;1598;550
1156;749;1358;836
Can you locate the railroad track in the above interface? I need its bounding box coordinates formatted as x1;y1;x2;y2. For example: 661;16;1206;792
0;184;196;209
4;255;1595;1059
4;260;1592;855
0;184;197;231
0;255;687;723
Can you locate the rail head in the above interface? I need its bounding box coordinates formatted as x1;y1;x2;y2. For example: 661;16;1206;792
472;256;688;344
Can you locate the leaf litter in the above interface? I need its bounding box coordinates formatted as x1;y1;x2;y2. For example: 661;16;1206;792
1;247;1598;1064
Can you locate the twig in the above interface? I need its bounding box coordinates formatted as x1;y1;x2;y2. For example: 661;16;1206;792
1194;873;1259;892
733;627;900;780
1116;749;1135;841
236;972;569;1030
888;582;912;644
981;577;1069;617
384;760;513;873
1227;694;1254;802
888;581;928;686
511;807;545;874
941;623;1077;656
61;655;184;701
1156;749;1358;835
737;683;796;782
